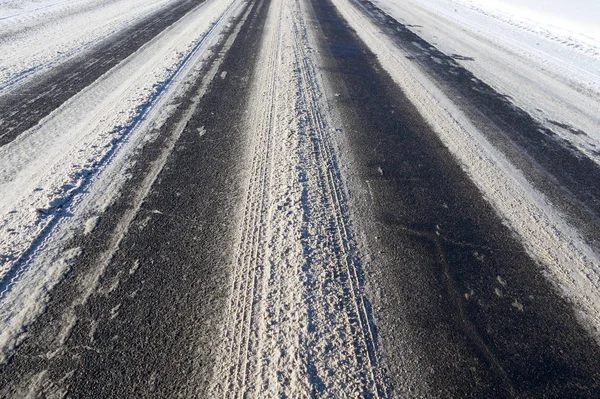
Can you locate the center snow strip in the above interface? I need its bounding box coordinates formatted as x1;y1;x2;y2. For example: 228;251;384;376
210;0;388;396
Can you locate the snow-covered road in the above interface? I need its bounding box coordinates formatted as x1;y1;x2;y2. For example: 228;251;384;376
210;0;385;394
0;0;178;92
1;0;600;396
0;0;246;364
372;0;600;167
338;0;600;346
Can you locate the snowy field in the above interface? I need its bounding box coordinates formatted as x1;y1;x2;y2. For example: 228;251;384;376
466;0;600;45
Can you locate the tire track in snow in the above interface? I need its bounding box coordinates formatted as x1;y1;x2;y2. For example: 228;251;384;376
216;0;281;393
310;0;600;395
211;0;388;396
291;0;384;394
349;0;600;254
0;0;263;392
0;0;238;301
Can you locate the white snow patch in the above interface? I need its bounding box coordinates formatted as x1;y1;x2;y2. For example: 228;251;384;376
83;215;100;235
209;0;387;395
0;246;80;363
465;0;600;45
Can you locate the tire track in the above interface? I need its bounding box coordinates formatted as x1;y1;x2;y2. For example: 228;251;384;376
313;0;600;395
330;0;600;338
291;0;385;395
0;0;266;393
216;0;280;393
0;0;239;301
211;0;388;396
348;0;600;259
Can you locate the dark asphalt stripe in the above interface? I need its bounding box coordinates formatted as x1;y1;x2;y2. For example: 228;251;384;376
0;0;205;148
0;0;268;396
309;0;600;397
349;0;600;252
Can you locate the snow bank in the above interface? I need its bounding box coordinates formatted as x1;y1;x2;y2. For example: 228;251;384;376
448;0;600;60
373;0;600;167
